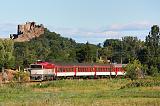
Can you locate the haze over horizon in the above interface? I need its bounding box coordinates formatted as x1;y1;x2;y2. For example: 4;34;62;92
0;0;159;44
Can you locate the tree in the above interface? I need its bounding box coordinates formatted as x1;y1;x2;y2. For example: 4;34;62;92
76;45;86;63
76;42;97;63
97;47;112;63
137;45;148;64
145;25;160;74
0;39;15;69
85;42;92;62
122;36;141;63
103;39;122;63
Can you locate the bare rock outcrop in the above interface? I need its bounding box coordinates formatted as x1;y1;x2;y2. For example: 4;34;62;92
10;22;44;42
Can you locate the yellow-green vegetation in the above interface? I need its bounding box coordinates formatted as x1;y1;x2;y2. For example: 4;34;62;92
0;78;160;106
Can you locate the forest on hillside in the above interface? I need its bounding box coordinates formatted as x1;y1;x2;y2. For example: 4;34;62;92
0;25;160;77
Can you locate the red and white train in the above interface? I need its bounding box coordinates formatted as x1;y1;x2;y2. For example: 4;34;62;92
29;61;126;81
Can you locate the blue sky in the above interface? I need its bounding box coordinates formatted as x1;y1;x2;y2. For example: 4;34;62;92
0;0;160;44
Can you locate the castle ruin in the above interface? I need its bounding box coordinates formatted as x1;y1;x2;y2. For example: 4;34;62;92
10;22;45;42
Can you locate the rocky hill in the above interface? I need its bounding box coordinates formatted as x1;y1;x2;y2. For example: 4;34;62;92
10;22;44;42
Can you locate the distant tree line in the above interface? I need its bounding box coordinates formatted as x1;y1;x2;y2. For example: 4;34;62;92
0;25;160;77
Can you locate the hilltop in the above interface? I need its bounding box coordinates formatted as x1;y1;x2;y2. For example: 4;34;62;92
13;23;98;67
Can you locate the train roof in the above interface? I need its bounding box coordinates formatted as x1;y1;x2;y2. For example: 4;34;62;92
31;61;126;67
54;62;111;66
113;64;127;67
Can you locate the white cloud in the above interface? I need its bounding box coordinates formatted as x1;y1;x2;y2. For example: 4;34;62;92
50;21;157;44
48;27;124;44
107;21;153;31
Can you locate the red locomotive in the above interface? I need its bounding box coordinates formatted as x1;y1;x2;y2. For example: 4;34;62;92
29;60;126;81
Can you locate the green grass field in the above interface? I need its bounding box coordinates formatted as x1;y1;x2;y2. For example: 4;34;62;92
0;78;160;106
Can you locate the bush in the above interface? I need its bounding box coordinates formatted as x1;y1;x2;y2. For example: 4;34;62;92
14;71;30;82
125;60;143;80
121;78;160;89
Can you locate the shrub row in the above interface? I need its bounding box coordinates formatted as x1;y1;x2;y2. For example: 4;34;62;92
121;79;160;89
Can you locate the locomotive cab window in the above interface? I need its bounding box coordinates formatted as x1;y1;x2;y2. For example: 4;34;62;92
31;65;42;69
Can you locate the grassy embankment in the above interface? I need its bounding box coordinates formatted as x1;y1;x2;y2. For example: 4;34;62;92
0;77;160;106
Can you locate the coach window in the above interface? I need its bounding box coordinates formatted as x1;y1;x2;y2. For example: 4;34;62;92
61;68;64;72
59;68;61;72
